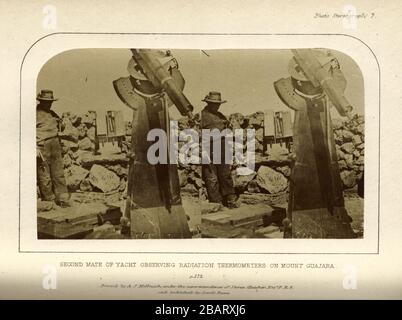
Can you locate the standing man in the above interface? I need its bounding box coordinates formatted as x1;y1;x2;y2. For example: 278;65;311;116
201;91;238;208
36;89;71;207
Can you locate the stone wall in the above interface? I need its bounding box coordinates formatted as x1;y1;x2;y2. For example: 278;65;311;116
333;115;365;189
227;112;365;194
57;110;364;200
229;112;364;197
59;111;202;197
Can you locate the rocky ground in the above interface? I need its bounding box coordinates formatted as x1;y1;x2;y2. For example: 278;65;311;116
37;110;364;239
345;194;364;238
198;111;364;239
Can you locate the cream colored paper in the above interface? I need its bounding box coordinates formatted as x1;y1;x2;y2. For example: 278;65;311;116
0;0;401;299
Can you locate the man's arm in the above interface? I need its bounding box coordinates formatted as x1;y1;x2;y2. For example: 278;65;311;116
50;110;65;131
201;111;229;130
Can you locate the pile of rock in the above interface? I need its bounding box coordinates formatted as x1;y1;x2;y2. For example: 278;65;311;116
229;112;265;153
58;109;364;201
59;111;97;164
333;114;365;189
60;111;202;198
228;111;364;197
232;145;291;206
177;113;204;197
178;164;203;196
64;157;128;196
58;111;125;195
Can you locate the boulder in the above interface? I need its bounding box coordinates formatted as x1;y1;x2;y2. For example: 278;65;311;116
79;153;129;167
340;170;357;189
178;147;201;165
88;164;121;193
344;153;354;168
178;116;190;130
191;177;203;189
353;150;360;158
61;145;69;155
233;167;256;190
356;156;364;166
275;166;291;177
77;123;87;139
191;165;202;178
187;170;203;189
355;124;364;135
336;149;346;160
355;115;364;125
246;112;264;128
82;113;95;125
229;113;245;129
338;160;347;170
78;137;94;150
239;192;288;206
256;166;288;194
69;113;82;126
178;169;188;187
60;119;79;142
255;128;264;143
352;135;362;146
232;141;246;164
119;178;127;192
63;154;72;168
69;150;79;160
79;178;93;192
341;142;355;154
247;180;261;193
106;164;128;177
181;183;198;195
86;126;96;141
334;131;343;145
61;112;71;119
73;158;82;166
332;118;344;130
342;130;354;142
264;144;290;162
75;150;93;166
60;139;79;151
65;165;89;191
356;143;364;150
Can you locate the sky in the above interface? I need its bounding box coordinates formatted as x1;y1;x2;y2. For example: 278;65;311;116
37;48;364;132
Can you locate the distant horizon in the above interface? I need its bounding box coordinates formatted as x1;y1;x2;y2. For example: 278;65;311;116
37;48;365;133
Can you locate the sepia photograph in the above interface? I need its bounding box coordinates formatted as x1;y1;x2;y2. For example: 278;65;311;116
36;48;364;240
4;0;402;302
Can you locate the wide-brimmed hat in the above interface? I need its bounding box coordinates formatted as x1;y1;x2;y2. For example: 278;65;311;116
202;91;227;104
37;89;58;101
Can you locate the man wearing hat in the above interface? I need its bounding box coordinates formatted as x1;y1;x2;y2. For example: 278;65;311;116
201;91;238;208
36;89;71;207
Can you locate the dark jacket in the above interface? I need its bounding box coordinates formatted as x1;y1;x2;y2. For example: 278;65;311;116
36;105;61;144
201;106;229;131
